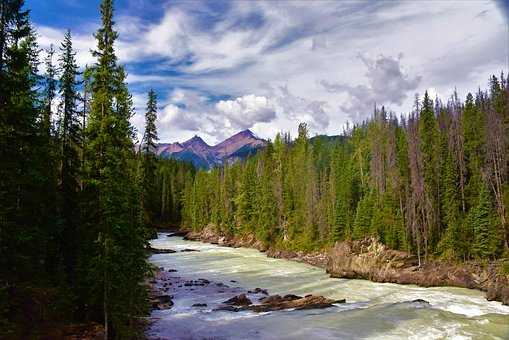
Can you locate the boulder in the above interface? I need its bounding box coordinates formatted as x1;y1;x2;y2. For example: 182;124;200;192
147;246;177;254
248;287;269;295
249;294;344;312
192;303;208;307
218;294;345;313
259;294;301;304
184;280;206;287
151;295;173;310
223;293;252;306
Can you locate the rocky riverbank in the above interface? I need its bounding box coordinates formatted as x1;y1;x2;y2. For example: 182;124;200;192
182;225;509;305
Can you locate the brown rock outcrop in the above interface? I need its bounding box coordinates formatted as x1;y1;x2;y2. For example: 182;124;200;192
326;237;509;305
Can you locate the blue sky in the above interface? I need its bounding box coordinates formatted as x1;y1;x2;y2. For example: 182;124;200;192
29;0;508;144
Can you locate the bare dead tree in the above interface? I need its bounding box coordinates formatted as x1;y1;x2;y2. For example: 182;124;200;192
407;113;426;266
484;103;508;247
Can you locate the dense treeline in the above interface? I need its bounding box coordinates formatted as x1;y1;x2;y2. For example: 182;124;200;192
0;0;158;337
154;159;196;227
182;77;509;264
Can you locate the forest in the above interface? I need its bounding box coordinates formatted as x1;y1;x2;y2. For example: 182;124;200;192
181;80;509;264
0;0;164;337
1;0;508;338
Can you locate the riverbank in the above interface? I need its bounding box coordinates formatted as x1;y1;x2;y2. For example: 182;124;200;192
147;232;509;339
181;225;509;305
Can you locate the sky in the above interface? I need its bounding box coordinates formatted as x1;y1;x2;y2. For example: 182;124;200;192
28;0;509;145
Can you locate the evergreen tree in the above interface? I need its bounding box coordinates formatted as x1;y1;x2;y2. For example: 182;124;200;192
142;89;159;226
58;29;82;283
463;93;484;209
471;182;501;259
42;44;56;135
418;91;441;257
0;0;42;275
0;2;57;334
439;151;468;259
82;0;148;336
352;191;374;240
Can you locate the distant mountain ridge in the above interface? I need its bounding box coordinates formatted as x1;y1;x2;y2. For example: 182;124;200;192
156;129;266;169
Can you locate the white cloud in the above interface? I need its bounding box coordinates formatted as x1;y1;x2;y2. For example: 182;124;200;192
321;54;421;122
215;95;276;129
36;0;508;142
37;26;96;67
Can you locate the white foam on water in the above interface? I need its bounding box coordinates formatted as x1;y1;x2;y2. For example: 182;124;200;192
476;318;489;325
203;310;264;322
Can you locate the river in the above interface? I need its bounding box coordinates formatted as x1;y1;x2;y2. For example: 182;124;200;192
147;233;509;339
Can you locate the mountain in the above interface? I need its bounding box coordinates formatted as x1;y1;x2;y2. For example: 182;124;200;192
158;129;266;169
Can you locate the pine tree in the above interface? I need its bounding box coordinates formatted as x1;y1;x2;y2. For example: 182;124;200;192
0;2;42;276
471;182;501;259
142;89;159;226
418;91;441;258
143;89;158;153
82;0;148;337
42;44;56;135
463;93;484;209
352;191;374;240
256;142;277;242
58;29;82;283
439;151;468;259
0;2;58;334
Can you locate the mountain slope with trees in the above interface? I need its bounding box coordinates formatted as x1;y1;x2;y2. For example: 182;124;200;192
181;78;509;265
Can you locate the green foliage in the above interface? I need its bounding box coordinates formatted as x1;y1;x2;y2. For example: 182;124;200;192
58;29;82;283
81;0;149;336
142;89;159;227
180;77;508;263
352;191;374;239
471;183;502;259
0;0;152;337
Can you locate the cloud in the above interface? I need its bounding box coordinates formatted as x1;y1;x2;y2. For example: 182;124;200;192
35;0;508;142
215;94;275;129
159;104;201;131
36;26;96;67
274;85;330;130
321;54;421;121
126;73;170;84
159;89;209;130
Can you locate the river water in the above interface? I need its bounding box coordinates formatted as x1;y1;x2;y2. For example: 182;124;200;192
147;233;509;339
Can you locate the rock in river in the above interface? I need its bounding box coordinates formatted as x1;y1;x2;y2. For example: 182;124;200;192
216;293;345;312
151;295;173;310
148;246;177;254
223;293;252;306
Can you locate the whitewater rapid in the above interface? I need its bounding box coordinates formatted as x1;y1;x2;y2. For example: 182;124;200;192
147;233;509;339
